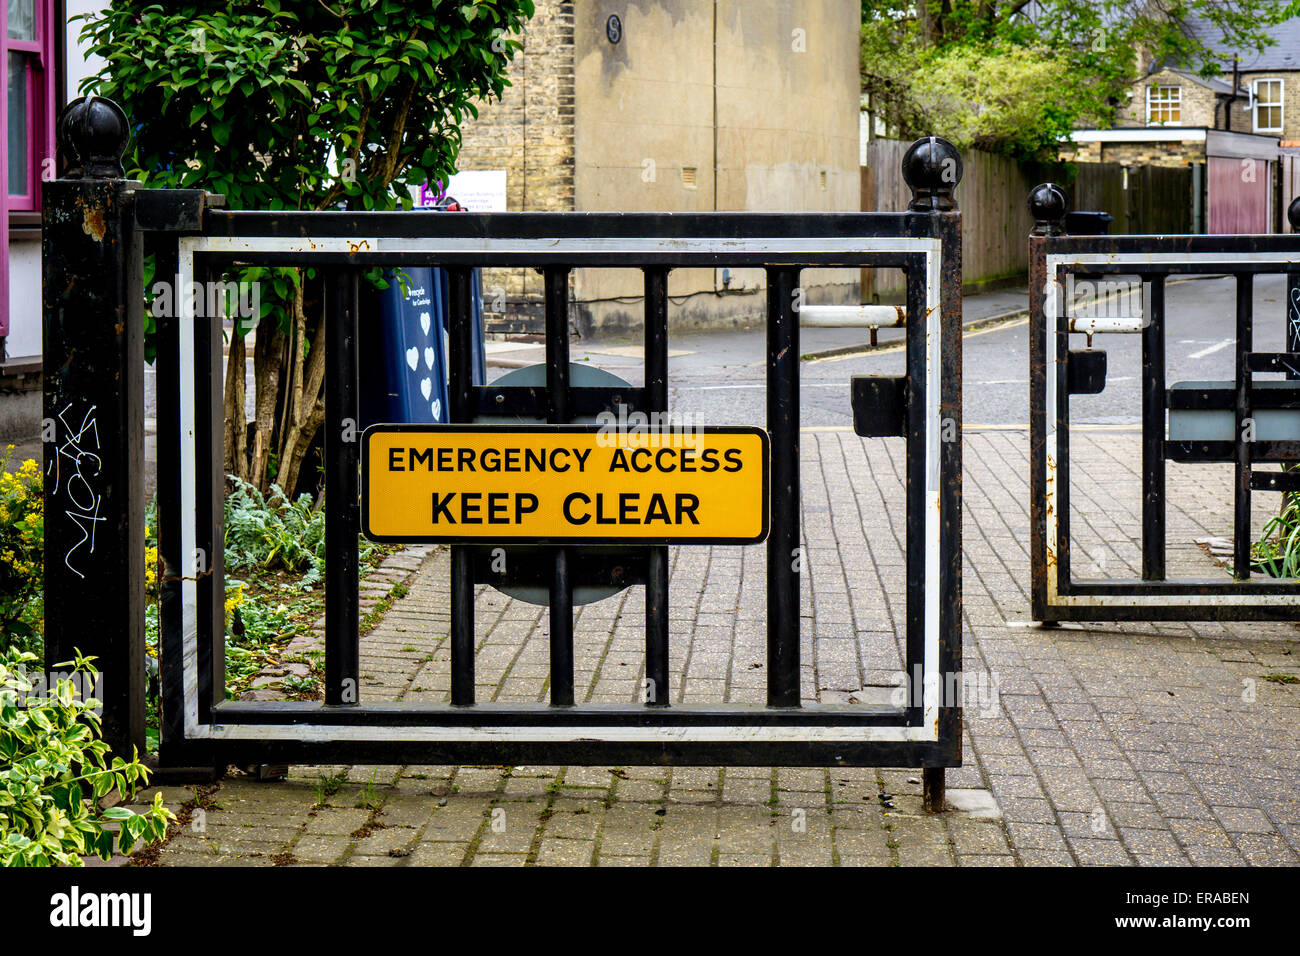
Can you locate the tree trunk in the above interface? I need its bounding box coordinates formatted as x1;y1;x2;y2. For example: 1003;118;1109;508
274;280;329;498
222;329;248;481
250;315;287;492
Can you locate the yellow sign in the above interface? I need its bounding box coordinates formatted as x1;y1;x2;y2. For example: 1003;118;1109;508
362;425;769;544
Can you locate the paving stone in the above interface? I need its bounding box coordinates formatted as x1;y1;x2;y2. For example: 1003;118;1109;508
139;432;1299;868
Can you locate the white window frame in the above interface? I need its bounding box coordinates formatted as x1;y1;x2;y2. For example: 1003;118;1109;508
1146;84;1182;126
1252;78;1284;134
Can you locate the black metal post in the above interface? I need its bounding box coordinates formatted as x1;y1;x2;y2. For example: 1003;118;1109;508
902;136;965;809
766;267;801;708
447;267;476;705
153;238;185;761
545;267;574;706
644;266;670;705
1142;275;1167;580
41;97;145;758
922;767;946;813
325;268;361;704
1027;183;1067;624
1234;274;1253;580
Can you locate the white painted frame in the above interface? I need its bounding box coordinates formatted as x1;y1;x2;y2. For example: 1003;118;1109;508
1044;250;1300;609
1251;78;1284;135
174;234;947;744
1146;84;1183;126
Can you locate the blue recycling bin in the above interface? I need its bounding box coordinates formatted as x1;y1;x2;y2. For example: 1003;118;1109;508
360;265;486;428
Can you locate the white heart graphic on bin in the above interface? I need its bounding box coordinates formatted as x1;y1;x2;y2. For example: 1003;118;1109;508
406;347;419;371
419;311;431;336
431;400;441;420
424;347;435;370
420;377;432;401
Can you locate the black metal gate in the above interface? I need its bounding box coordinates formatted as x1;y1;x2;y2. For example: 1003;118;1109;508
43;99;963;801
1029;182;1300;622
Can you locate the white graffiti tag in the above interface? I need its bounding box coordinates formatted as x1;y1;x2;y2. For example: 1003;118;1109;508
48;402;105;579
1289;284;1300;349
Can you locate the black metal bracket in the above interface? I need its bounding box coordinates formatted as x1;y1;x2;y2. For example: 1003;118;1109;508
850;375;908;437
1067;349;1107;395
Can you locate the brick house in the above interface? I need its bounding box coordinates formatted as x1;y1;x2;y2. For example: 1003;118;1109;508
1061;10;1300;233
448;0;862;335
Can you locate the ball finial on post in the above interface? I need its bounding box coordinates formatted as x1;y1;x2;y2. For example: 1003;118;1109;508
1288;196;1300;234
1028;183;1068;237
902;136;962;212
57;95;130;180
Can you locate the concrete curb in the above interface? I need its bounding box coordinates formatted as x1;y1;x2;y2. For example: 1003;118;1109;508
800;304;1029;362
799;273;1220;363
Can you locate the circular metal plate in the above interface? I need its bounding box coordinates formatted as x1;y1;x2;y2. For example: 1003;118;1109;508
478;361;637;607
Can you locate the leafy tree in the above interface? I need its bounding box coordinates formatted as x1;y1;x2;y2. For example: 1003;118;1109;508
79;0;533;494
862;0;1299;159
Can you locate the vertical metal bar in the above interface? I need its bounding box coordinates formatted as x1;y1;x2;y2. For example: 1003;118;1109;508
934;200;964;792
1027;187;1065;623
1287;271;1300;369
545;267;574;706
550;551;575;706
152;240;186;761
545;267;572;423
1028;235;1051;621
644;267;670;705
447;267;476;705
41;167;146;758
325;268;361;704
1234;274;1253;580
922;767;946;813
766;267;801;708
1056;271;1073;591
1142;275;1167;580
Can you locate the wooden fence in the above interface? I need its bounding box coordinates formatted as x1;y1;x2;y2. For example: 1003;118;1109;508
862;140;1195;298
864;138;1034;298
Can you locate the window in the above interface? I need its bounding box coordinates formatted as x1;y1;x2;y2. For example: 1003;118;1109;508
1;0;55;345
4;0;46;211
1146;85;1182;125
1252;78;1284;134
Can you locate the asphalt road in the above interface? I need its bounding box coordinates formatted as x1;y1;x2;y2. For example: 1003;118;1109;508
145;273;1287;439
645;273;1291;429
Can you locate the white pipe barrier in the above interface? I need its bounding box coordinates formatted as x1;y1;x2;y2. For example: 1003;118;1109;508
1067;315;1145;334
798;305;907;328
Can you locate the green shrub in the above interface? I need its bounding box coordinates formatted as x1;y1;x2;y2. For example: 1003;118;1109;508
1252;494;1300;578
223;475;381;589
224;476;327;586
0;449;43;655
0;648;174;866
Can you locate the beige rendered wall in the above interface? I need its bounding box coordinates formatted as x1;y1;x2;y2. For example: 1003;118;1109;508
571;0;862;334
454;1;861;335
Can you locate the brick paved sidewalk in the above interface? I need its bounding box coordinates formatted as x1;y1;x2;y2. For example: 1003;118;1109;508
126;430;1300;866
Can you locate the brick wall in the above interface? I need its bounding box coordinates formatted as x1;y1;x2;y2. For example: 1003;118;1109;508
454;0;575;330
1059;141;1203;167
1116;69;1223;128
1238;71;1300;142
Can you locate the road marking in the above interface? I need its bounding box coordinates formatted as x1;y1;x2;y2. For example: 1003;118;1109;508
1187;339;1232;360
